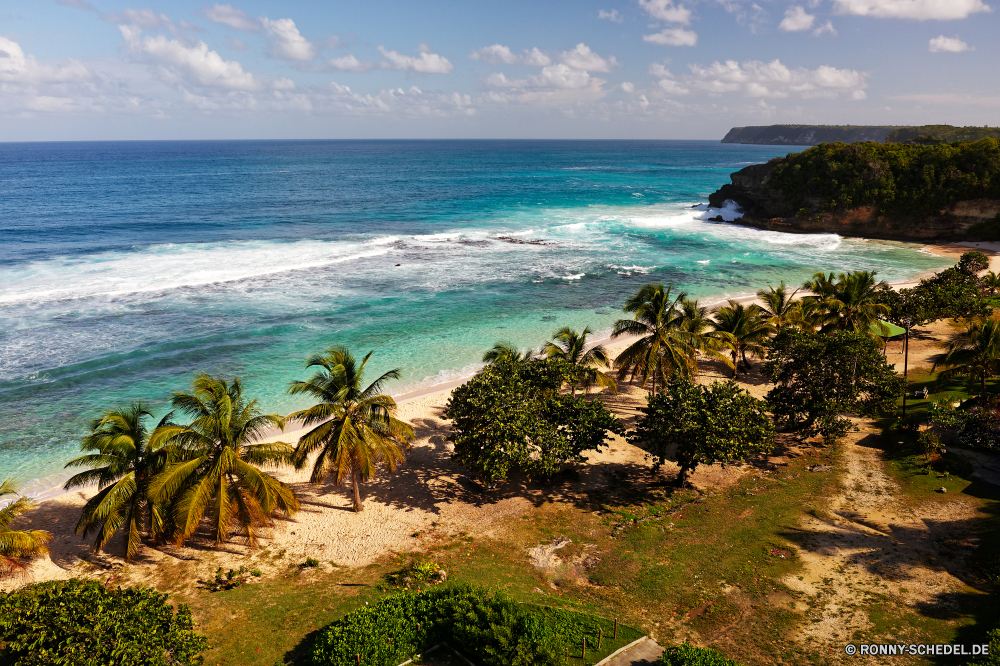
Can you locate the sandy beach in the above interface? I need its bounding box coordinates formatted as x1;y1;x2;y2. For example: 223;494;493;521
5;240;997;592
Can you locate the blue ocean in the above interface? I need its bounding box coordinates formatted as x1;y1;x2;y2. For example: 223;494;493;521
0;140;948;495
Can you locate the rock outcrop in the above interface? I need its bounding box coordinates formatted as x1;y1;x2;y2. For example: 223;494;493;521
709;162;1000;242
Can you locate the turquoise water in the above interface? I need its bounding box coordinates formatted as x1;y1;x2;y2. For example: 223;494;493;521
0;140;949;495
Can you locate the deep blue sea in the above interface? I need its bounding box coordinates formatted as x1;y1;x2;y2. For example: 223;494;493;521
0;140;949;495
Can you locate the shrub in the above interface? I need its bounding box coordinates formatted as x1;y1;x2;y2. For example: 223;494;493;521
958;251;990;275
658;643;743;666
385;559;441;588
959;409;1000;451
445;358;623;485
309;585;571;666
0;578;208;666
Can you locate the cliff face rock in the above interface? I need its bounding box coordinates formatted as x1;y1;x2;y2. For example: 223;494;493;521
721;125;896;146
709;163;1000;241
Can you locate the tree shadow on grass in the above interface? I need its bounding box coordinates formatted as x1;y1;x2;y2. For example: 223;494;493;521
780;479;999;656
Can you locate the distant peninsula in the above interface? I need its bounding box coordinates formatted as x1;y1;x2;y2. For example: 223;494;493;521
708;138;1000;241
721;124;1000;146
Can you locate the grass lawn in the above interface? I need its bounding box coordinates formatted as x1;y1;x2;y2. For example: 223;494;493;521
183;444;843;666
176;404;1000;666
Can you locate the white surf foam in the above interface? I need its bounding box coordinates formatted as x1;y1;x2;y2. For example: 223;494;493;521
0;238;398;306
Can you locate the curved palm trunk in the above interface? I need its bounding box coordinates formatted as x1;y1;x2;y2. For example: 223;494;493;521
351;468;364;512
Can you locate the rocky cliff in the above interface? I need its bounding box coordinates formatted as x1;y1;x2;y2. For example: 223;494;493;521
721;125;897;146
708;161;1000;242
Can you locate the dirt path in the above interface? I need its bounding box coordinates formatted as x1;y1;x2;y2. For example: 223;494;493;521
783;431;984;662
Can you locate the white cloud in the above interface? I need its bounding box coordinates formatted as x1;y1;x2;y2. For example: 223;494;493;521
468;45;552;66
0;36;92;84
650;58;866;99
120;26;259;91
522;48;553;67
643;28;699;45
599;9;624;22
832;0;991;20
813;20;838;35
779;6;816;30
327;54;375;72
201;4;262;32
469;44;519;65
261;18;316;61
228;36;246;51
620;81;635;92
378;46;454;74
559;43;618;72
103;7;174;30
638;0;693;24
929;35;971;51
530;63;596;89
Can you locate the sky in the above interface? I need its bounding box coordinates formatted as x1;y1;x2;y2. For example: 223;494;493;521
0;0;996;140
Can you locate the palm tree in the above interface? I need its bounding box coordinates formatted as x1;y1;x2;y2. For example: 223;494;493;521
64;402;170;561
543;326;617;395
757;281;800;330
982;271;1000;297
148;375;299;547
612;283;702;392
785;297;830;333
482;341;534;364
825;270;891;337
804;271;838;299
0;480;52;577
711;301;775;377
936;318;1000;398
287;347;415;512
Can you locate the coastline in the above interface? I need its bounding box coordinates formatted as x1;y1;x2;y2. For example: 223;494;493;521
16;239;986;506
5;239;990;590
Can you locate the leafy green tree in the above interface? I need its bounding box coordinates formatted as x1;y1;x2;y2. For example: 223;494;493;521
936;317;1000;397
148;374;299;547
0;480;52;577
444;358;623;486
710;301;774;377
757;281;800;330
482;341;534;364
287;347;414;512
824;270;891;337
878;266;991;327
958;250;990;275
0;579;208;666
630;375;773;486
612;284;701;391
63;402;171;561
764;330;905;442
543;326;617;395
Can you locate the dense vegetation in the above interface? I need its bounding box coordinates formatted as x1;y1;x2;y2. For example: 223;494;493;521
308;584;641;666
887;125;1000;144
768;138;1000;218
659;643;743;665
630;376;773;485
445;357;623;485
0;579;207;666
764;330;905;442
